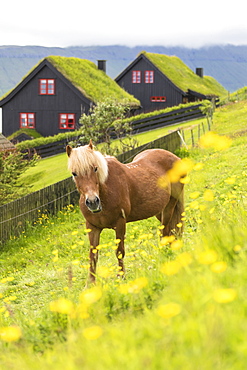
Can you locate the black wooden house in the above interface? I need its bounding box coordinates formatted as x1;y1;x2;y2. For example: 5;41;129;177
115;52;226;113
0;57;139;137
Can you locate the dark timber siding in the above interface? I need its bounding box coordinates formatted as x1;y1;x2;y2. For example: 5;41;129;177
2;65;91;137
116;57;184;113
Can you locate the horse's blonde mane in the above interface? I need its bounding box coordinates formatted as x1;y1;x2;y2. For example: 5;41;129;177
68;145;108;184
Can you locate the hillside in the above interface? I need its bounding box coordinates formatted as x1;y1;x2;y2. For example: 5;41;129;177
1;99;247;368
0;44;247;96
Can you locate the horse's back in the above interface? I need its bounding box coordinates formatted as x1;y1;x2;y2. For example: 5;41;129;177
132;148;180;172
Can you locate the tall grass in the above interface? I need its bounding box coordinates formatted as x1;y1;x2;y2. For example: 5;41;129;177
1;100;247;369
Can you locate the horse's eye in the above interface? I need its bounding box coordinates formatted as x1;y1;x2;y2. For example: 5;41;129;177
94;167;98;173
72;172;77;177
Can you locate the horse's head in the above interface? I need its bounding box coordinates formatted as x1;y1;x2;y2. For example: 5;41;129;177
66;141;108;214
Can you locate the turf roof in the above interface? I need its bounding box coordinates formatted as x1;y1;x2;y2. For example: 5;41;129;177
47;56;140;106
142;52;227;97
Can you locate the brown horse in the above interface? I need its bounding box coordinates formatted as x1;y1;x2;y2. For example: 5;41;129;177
66;141;184;283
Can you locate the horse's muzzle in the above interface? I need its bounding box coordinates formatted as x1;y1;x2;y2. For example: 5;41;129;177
85;196;102;213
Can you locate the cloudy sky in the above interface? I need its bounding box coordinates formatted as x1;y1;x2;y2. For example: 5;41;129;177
1;0;247;48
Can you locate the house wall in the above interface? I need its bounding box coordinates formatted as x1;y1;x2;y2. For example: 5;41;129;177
2;65;91;137
117;58;184;113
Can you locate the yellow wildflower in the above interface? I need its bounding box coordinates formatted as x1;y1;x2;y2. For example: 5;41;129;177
199;132;232;151
158;158;193;187
83;326;103;340
49;298;74;314
161;260;181;276
189;200;199;209
176;252;193;267
180;175;190;184
72;260;80;265
80;286;102;306
203;189;214;202
0;326;22;342
190;191;200;199
160;235;175;246
118;277;148;294
197;250;217;265
194;162;204;171
211;261;227;273
97;266;113;279
213;288;237;303
170;240;183;251
156;303;181;319
233;245;242;253
224;177;236;185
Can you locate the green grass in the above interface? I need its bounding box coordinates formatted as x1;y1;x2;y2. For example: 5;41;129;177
144;52;227;97
47;56;140;106
19;117;207;192
7;128;43;140
1;99;247;368
18;153;70;192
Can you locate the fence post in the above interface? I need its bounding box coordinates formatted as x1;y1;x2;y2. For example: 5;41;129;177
191;129;194;147
202;122;205;134
177;130;188;149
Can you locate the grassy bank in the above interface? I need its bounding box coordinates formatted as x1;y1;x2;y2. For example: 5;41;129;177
1;99;247;368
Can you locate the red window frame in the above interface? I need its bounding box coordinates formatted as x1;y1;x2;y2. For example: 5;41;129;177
59;113;75;129
150;96;166;102
132;70;141;83
145;71;154;83
39;79;55;95
20;113;35;129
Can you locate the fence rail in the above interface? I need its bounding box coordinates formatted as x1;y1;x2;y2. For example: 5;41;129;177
175;120;211;148
117;130;181;163
131;104;204;134
21;104;204;159
23;136;78;159
0;131;181;245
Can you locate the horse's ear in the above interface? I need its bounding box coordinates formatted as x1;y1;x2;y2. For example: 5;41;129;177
89;139;94;150
66;145;72;157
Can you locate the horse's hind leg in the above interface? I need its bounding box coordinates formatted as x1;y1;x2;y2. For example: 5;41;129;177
157;196;179;236
115;217;126;278
157;187;184;237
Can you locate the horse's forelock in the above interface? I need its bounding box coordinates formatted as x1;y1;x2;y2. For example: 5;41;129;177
68;146;108;184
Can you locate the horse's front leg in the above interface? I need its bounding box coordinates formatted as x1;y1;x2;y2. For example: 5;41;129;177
115;218;126;278
86;221;102;284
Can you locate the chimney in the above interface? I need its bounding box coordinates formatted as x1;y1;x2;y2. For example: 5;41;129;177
196;68;203;78
97;60;106;73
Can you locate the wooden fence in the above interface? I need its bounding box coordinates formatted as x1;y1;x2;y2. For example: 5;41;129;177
23;136;78;159
131;104;204;134
21;104;204;159
117;130;181;163
0;131;181;245
174;119;211;148
0;178;79;244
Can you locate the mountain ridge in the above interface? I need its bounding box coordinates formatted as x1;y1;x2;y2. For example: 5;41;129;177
0;44;247;96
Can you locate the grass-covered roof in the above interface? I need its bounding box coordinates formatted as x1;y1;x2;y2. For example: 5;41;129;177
142;52;227;97
47;56;140;106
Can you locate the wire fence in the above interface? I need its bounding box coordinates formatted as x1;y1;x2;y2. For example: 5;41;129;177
170;119;211;148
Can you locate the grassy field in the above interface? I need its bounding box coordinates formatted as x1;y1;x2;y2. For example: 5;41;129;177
18;99;247;194
19;117;206;192
1;100;247;368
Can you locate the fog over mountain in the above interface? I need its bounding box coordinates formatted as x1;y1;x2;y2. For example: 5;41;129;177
0;44;247;97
